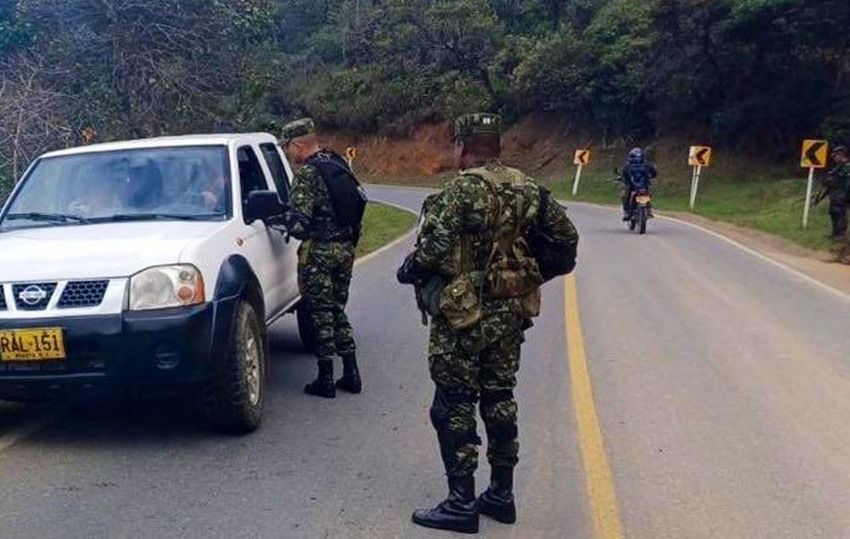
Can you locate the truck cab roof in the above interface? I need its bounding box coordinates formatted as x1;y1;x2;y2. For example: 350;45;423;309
41;133;280;159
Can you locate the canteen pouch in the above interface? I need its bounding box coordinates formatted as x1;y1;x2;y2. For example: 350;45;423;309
440;272;482;330
487;248;543;300
439;235;483;330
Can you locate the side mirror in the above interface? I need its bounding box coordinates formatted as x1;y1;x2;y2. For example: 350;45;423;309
245;191;285;225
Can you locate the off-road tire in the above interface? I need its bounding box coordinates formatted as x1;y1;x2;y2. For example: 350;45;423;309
198;300;266;434
296;301;317;353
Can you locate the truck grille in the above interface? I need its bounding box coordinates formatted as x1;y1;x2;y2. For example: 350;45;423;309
0;286;6;311
57;280;109;309
12;283;57;311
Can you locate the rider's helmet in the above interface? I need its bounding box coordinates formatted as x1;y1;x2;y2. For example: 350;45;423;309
628;147;645;164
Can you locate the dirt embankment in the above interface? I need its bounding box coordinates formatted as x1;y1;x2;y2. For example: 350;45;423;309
325;115;579;184
324;114;791;185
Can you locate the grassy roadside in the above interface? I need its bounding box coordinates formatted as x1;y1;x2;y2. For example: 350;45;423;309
356;202;416;258
543;170;837;253
365;167;841;254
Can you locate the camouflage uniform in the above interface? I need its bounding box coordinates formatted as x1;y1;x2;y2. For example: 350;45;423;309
289;162;358;359
824;161;850;238
413;163;542;478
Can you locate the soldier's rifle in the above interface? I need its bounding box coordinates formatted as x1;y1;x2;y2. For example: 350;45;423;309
813;185;829;206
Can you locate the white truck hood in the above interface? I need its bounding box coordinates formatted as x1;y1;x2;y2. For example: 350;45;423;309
0;221;226;282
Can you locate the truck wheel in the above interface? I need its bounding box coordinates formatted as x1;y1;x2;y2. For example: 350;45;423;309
198;300;265;434
297;301;317;353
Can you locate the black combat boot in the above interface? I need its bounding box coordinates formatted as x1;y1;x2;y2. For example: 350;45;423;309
304;358;335;399
412;476;479;534
336;353;362;394
477;466;516;524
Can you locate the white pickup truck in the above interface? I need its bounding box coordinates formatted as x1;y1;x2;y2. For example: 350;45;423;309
0;133;310;432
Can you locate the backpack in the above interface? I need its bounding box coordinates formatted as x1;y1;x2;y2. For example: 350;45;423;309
306;150;368;242
461;166;545;318
526;188;579;282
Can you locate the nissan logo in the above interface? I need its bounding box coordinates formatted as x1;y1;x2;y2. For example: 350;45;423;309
18;285;48;306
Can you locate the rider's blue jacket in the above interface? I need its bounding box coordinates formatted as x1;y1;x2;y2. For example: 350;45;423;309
622;161;657;190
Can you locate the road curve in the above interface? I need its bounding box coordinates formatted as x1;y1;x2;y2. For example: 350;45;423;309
0;185;849;538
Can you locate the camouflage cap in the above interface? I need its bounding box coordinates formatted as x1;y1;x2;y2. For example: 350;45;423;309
281;118;316;144
454;113;502;141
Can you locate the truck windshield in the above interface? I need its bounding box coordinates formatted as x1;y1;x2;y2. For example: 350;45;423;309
0;146;231;230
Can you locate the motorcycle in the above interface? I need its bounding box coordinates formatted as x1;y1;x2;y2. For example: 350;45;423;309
613;168;653;235
627;188;652;234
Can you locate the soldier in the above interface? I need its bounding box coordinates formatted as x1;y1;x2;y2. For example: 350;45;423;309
822;145;850;239
281;118;362;399
398;113;578;533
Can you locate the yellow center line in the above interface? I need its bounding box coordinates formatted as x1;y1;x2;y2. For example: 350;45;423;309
564;273;625;539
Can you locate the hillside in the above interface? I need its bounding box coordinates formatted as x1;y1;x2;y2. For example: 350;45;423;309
333;115;843;256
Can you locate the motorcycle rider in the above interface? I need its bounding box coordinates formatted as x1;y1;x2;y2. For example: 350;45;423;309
621;148;657;221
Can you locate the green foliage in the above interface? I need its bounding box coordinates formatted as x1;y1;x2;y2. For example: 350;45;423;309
0;0;846;172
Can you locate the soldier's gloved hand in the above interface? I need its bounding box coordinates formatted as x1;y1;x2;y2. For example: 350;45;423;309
397;253;425;285
284;210;311;241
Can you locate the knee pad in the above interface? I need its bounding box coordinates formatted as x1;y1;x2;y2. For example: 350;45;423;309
430;388;482;446
429;388;452;431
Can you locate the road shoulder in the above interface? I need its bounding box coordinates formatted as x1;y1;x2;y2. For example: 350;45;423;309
662;211;850;298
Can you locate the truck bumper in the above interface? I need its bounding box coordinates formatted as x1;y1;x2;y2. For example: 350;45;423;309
0;297;239;401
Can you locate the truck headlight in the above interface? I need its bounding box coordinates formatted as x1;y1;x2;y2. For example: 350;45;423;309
129;265;206;311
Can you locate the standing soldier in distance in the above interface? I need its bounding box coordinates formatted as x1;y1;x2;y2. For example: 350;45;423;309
398;113;579;533
822;145;850;240
281;118;362;399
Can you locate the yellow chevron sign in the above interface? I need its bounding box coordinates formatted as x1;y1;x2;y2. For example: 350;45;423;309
688;146;712;167
574;149;591;167
801;140;828;169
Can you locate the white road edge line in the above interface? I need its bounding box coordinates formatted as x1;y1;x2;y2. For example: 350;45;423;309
567;200;850;304
354;199;418;268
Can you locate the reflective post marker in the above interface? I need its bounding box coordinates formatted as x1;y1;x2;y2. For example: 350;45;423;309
571;149;591;196
687;146;712;211
800;140;828;229
689;165;703;210
803;166;815;229
572;165;583;197
345;147;357;171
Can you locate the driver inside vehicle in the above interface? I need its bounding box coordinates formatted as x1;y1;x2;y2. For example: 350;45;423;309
119;161;164;212
196;161;226;213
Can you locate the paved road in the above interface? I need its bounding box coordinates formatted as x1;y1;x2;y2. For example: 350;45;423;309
1;185;850;538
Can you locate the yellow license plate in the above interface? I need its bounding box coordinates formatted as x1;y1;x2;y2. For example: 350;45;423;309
0;328;66;362
635;196;651;204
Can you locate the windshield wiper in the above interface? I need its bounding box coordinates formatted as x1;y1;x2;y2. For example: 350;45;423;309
4;212;89;224
94;213;219;223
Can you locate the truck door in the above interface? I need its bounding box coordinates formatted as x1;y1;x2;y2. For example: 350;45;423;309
256;142;300;313
235;145;290;321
